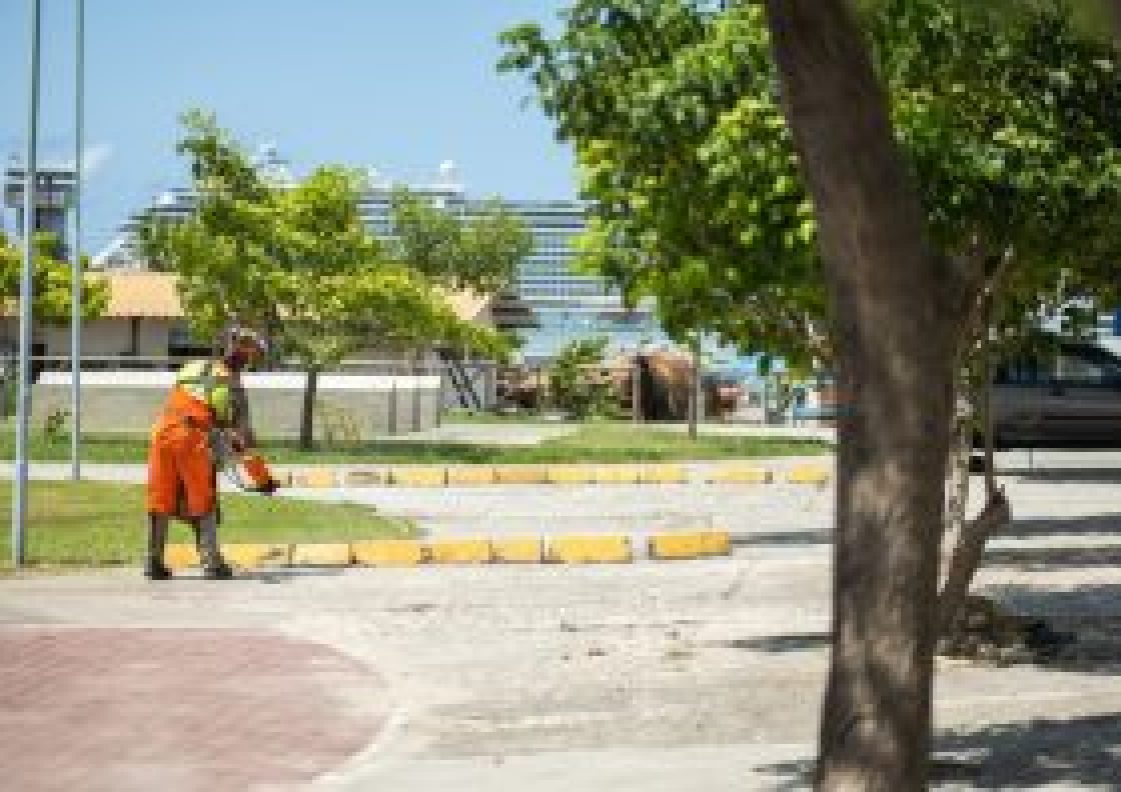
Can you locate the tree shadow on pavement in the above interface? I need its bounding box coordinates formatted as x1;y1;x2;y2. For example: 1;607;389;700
986;583;1121;674
980;512;1121;572
1000;513;1121;540
705;632;831;653
930;713;1121;789
730;531;830;548
1005;467;1121;484
251;567;349;584
983;545;1121;571
759;714;1121;790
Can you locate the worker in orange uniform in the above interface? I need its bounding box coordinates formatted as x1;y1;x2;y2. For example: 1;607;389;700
145;328;279;580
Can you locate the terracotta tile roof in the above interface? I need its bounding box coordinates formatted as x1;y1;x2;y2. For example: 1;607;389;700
101;272;184;319
96;272;492;324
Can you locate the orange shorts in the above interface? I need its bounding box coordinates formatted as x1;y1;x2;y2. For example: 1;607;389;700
146;423;216;518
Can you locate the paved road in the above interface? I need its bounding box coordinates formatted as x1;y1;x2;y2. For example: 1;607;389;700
2;450;1121;790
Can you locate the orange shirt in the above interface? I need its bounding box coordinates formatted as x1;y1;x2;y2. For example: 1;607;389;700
152;385;217;436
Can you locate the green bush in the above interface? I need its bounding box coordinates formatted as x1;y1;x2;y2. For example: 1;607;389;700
548;337;617;419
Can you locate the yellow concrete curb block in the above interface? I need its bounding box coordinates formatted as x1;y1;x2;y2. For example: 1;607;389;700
786;465;831;485
391;467;448;487
546;465;597;485
493;466;549;485
165;544;200;569
446;467;498;486
223;543;292;569
708;467;774;484
291;470;339;489
491;537;544;563
547;535;633;564
290;543;353;566
426;539;493;564
593;466;641;485
649;531;732;560
639;464;688;484
279;463;836;489
344;469;391;487
352;539;428;566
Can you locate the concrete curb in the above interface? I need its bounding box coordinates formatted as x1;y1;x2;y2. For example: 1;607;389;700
284;464;831;489
164;531;733;570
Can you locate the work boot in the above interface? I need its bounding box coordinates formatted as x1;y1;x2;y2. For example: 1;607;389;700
145;514;172;581
203;562;234;581
193;512;232;579
144;559;172;581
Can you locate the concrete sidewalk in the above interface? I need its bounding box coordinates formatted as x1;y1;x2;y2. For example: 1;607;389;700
3;542;1121;790
1;451;1120;789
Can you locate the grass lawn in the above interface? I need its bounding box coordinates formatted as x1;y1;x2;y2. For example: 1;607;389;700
0;480;414;568
2;424;830;465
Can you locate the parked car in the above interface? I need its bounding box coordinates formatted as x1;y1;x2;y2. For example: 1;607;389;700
991;339;1121;448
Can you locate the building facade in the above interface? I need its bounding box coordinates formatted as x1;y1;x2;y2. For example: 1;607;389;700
93;152;668;362
2;158;77;257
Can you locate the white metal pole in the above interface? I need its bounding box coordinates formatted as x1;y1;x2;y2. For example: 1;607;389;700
70;0;84;481
13;0;43;566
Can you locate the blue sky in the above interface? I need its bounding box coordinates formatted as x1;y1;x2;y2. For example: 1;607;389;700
0;1;576;253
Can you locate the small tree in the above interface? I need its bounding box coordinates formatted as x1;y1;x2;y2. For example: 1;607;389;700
142;111;509;448
0;231;108;418
548;337;613;418
0;230;108;328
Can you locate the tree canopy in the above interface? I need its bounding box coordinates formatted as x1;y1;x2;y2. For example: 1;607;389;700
140;110;514;367
0;231;108;326
500;0;1121;364
140;110;529;447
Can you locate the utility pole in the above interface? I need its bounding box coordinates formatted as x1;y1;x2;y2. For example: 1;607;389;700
13;0;43;566
70;0;85;481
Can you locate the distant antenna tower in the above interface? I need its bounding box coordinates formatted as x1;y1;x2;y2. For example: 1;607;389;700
366;166;389;189
254;142;294;187
436;160;461;189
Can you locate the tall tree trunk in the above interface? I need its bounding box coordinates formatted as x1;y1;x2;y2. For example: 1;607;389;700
299;366;319;451
764;3;957;788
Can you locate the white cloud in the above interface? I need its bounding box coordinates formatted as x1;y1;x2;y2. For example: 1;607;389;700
42;142;114;178
79;143;113;178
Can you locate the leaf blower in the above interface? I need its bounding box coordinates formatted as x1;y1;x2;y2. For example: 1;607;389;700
211;429;281;494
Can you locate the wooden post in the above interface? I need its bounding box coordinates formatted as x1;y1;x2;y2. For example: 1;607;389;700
688;337;701;440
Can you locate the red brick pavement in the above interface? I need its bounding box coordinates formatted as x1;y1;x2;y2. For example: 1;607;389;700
0;627;388;791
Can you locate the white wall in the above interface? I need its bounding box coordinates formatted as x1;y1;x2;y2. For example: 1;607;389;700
0;318;173;358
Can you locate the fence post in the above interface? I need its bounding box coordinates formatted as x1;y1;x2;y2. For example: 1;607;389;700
632;356;642;424
435;363;444;427
412;363;422;431
388;380;398;435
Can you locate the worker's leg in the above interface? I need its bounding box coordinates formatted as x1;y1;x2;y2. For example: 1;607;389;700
145;428;177;580
163;426;230;579
176;427;218;518
146;428;180;517
175;437;232;579
194;510;233;580
145;513;172;580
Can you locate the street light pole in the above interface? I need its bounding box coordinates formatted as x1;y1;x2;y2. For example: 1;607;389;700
70;0;85;481
13;0;43;566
